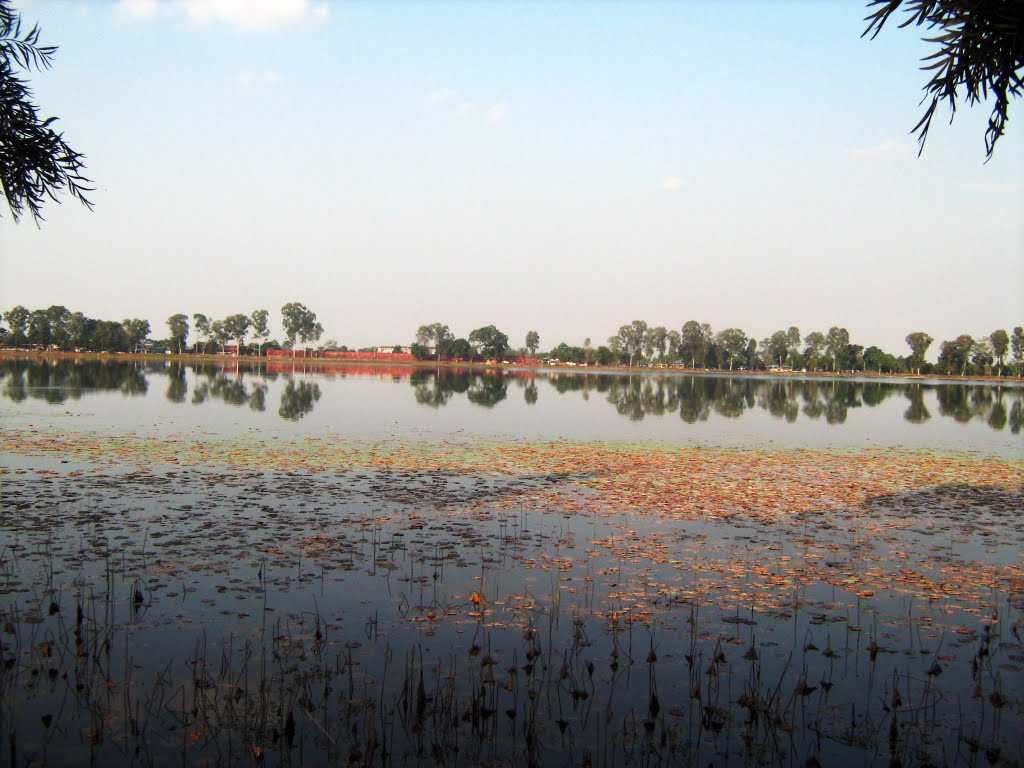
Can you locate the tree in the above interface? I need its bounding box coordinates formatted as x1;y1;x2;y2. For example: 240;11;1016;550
715;328;748;371
66;311;87;349
971;338;993;373
525;330;540;356
468;325;510;360
989;329;1009;375
826;327;850;372
1012;326;1024;375
0;1;92;222
281;302;323;353
680;321;711;368
192;314;211;354
938;334;973;375
251;309;270;356
646;326;668;362
167;314;189;354
448;338;473;359
613;321;647;367
863;0;1024;160
210;320;230;354
122;318;150;353
905;331;933;374
45;305;69;349
803;331;826;371
2;305;29;345
223;313;251;356
785;326;801;365
416;323;452;362
27;308;49;346
768;330;789;368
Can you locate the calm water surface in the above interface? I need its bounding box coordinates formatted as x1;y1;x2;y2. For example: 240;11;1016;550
1;359;1021;456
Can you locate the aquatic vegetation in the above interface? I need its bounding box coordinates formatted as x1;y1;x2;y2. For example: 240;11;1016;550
0;426;1021;766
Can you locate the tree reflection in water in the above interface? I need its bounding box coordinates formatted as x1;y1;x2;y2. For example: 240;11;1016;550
0;360;1021;432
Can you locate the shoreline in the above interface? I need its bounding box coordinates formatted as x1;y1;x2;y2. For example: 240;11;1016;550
1;349;1020;387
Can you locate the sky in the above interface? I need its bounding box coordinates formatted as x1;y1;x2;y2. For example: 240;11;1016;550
1;0;1021;356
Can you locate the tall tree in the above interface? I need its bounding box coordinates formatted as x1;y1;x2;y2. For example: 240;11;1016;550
768;330;789;368
803;331;826;371
417;323;452;362
468;325;510;360
223;314;251;356
167;313;189;354
905;331;933;374
281;302;323;353
1012;326;1024;376
680;321;711;368
0;0;92;222
210;319;230;355
826;327;850;372
785;326;801;365
525;330;540;356
250;310;270;357
989;329;1009;376
192;314;211;354
121;318;150;353
2;305;29;344
646;326;668;362
715;328;748;371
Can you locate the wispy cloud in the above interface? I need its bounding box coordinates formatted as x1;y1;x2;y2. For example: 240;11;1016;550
662;176;683;192
115;0;330;31
428;88;509;127
849;138;909;161
231;69;284;88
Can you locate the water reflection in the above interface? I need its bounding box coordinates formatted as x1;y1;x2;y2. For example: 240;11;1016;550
1;359;1022;434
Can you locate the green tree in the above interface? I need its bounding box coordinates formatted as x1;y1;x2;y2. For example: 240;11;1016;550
416;323;452;362
989;329;1009;375
2;305;29;345
468;325;510;360
863;0;1024;160
210;319;230;354
251;310;270;356
904;331;933;374
0;1;92;222
768;330;789;368
27;309;49;346
167;313;189;354
1012;326;1024;376
785;326;801;365
281;302;323;353
223;313;251;356
970;339;993;373
122;318;150;353
826;327;850;372
646;326;668;362
66;311;87;349
803;331;826;371
680;321;711;368
45;305;70;349
448;337;473;359
525;330;540;356
715;328;748;371
192;314;211;354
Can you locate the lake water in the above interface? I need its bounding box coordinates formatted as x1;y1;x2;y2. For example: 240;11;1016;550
1;359;1021;768
1;359;1021;455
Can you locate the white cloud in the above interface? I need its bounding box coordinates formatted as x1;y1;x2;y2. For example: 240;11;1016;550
849;139;909;161
116;0;161;19
115;0;330;31
232;69;284;88
486;101;508;125
429;88;509;126
428;88;457;105
662;176;683;192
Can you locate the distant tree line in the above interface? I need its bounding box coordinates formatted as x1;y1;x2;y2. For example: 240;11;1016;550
0;303;324;356
538;321;1024;377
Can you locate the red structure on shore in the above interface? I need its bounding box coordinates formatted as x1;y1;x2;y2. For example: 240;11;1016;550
266;349;417;362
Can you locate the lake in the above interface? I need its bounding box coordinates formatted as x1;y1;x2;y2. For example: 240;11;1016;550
1;359;1021;767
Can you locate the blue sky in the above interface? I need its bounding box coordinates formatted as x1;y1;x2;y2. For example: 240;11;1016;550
1;0;1020;354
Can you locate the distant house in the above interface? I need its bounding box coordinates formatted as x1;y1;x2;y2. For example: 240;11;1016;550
376;345;413;354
